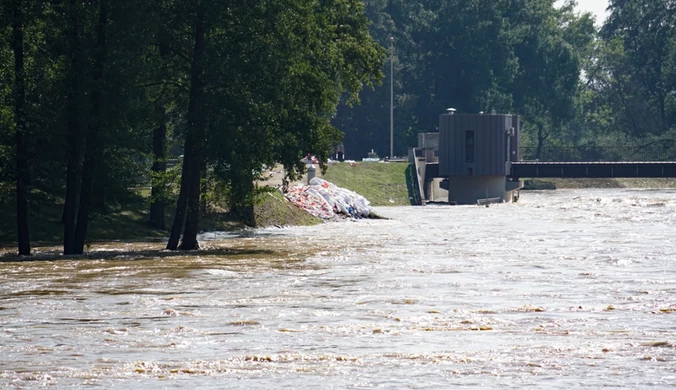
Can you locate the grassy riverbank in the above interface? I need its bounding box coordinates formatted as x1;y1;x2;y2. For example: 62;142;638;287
3;163;674;247
0;187;168;247
0;186;318;247
322;161;411;206
0;162;405;247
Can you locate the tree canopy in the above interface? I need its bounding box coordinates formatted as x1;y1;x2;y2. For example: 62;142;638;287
333;0;601;160
0;0;384;254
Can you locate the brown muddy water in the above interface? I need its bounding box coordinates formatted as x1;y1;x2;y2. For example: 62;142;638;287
1;189;675;389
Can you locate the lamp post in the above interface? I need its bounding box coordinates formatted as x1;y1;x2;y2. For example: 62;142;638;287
389;36;394;160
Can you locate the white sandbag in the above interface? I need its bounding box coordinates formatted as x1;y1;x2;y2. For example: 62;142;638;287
285;178;373;220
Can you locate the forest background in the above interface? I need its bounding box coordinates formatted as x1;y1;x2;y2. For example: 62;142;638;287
2;0;675;256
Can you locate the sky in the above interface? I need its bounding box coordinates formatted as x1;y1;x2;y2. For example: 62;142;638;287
556;0;610;25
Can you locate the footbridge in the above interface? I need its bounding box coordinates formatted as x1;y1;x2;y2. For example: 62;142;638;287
510;161;676;179
410;111;676;205
511;146;676;179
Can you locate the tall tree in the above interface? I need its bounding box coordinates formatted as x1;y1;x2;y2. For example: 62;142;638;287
166;0;207;251
510;0;591;159
58;0;162;254
10;0;30;255
333;0;598;160
572;0;676;161
62;0;83;255
334;0;520;158
168;0;384;249
602;0;676;135
71;0;108;253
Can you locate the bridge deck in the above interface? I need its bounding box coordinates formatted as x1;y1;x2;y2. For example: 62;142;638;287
509;162;676;178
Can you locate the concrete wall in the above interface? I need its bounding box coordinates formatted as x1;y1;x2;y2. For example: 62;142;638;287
447;176;507;205
417;133;439;163
427;178;449;202
439;113;514;177
420;112;522;205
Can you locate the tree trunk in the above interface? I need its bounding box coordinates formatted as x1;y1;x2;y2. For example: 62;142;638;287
73;147;93;254
179;157;202;250
11;0;30;256
178;2;206;251
166;143;192;250
535;122;544;161
150;106;167;229
168;2;206;251
62;0;82;255
72;0;107;254
658;92;667;133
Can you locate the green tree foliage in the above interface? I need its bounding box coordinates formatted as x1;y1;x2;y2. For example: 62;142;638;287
576;0;676;160
0;0;382;254
0;0;176;254
510;0;595;159
333;0;595;160
161;0;385;249
1;0;68;254
61;0;160;254
604;0;676;133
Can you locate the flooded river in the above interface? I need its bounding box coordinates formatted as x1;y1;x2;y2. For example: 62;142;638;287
1;189;675;388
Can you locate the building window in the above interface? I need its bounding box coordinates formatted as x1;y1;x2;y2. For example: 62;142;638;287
465;130;475;163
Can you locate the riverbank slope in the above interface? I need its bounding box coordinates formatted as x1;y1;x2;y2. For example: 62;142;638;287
2;163;674;247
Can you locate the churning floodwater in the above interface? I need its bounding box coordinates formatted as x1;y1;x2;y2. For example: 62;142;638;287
1;189;675;389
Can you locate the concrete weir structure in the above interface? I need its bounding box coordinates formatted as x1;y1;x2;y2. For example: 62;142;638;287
439;110;522;204
410;111;676;205
411;110;523;205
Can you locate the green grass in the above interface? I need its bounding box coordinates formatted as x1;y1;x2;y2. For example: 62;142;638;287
253;189;322;227
0;187;169;247
322;162;411;206
0;185;320;248
6;168;672;248
0;163;410;247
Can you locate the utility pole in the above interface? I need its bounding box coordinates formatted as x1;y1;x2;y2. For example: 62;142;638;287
390;36;394;159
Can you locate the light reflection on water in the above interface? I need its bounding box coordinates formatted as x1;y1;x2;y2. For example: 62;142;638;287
1;188;675;388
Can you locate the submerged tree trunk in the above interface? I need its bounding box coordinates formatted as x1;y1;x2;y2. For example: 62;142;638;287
166;141;192;250
12;0;30;256
168;2;206;250
178;3;206;251
62;0;82;255
73;0;107;254
73;145;94;254
178;154;203;250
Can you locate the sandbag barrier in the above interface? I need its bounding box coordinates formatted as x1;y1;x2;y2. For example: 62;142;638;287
284;178;372;220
